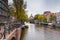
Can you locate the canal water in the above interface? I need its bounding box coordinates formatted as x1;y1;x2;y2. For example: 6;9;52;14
21;23;60;40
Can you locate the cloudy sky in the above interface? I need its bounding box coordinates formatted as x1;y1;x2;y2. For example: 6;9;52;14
9;0;60;17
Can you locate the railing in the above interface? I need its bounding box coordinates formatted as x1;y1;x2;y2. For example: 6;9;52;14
0;23;21;40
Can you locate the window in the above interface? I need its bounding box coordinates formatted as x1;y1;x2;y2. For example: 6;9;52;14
0;2;1;7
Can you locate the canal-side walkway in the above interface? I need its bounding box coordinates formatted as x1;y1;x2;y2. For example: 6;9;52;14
21;23;60;40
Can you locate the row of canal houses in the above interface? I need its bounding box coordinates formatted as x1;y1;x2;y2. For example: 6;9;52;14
29;11;54;24
43;11;60;23
29;11;60;24
43;11;54;23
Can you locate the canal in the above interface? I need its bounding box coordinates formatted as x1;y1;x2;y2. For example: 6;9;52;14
21;23;60;40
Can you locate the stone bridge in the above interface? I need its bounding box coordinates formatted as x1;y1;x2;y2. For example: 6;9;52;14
1;27;22;40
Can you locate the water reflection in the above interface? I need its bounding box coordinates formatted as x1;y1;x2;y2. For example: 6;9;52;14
21;23;60;40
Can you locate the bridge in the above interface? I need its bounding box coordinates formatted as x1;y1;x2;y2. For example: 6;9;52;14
0;24;22;40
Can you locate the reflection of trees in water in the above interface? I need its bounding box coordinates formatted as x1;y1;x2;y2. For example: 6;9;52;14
35;24;48;32
21;29;28;40
35;24;47;28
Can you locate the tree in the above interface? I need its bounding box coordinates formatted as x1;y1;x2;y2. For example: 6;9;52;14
18;8;28;22
8;5;16;17
34;14;47;22
12;0;28;22
42;16;47;22
34;14;40;20
49;14;54;22
34;14;43;21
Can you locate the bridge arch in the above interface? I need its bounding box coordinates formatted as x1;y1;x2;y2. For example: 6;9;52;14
11;37;16;40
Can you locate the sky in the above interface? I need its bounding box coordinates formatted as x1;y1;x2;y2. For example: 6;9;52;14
8;0;60;17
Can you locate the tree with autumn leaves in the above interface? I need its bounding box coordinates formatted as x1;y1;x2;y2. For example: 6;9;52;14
34;14;47;22
9;0;28;22
49;13;54;22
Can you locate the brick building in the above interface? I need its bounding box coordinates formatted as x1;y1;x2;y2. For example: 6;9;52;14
43;11;54;22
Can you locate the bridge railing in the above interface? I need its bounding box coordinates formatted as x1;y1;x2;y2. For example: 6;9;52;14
0;23;21;40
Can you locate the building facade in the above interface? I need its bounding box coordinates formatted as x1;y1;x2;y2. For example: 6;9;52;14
54;12;60;24
43;11;53;22
0;0;9;22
